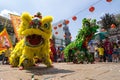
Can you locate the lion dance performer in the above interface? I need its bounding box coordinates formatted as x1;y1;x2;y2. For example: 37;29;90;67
9;12;53;70
64;18;99;63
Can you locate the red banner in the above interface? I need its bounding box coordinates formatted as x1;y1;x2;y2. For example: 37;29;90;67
9;14;21;41
0;28;13;51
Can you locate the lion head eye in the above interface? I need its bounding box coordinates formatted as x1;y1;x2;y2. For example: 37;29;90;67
44;23;50;29
84;22;90;27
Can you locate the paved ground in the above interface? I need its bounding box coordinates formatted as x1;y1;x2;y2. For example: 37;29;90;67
0;62;120;80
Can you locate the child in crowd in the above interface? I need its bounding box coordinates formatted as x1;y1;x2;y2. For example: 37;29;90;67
97;45;104;62
2;46;11;64
94;49;99;62
117;42;120;61
112;45;119;62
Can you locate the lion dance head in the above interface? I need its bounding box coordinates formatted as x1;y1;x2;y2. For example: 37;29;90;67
9;12;53;69
19;12;53;47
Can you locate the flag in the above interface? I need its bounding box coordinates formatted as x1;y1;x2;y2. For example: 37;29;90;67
0;28;13;51
9;13;21;41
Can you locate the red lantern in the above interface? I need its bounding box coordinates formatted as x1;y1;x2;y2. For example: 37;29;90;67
58;24;62;27
89;6;95;12
55;32;58;34
111;24;116;28
54;26;57;30
106;0;112;2
72;16;77;21
64;20;69;24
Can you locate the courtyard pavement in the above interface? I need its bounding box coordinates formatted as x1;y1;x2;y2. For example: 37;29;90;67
0;62;120;80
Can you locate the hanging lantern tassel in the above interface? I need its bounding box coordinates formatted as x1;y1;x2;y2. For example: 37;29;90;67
89;6;95;12
72;16;77;21
64;20;69;25
106;0;112;3
111;24;116;29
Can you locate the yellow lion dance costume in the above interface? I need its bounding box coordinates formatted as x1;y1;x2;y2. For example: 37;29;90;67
9;12;53;69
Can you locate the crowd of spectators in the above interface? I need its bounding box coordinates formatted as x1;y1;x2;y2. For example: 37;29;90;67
88;37;120;63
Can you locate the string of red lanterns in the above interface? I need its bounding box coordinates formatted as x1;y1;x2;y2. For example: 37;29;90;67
55;0;113;27
54;0;113;35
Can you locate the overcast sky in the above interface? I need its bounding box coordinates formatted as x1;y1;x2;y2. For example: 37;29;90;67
0;0;119;40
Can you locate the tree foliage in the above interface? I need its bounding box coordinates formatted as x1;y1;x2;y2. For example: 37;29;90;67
100;13;119;30
115;14;120;23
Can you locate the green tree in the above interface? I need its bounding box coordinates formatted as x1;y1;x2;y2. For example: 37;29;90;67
100;13;119;31
115;14;120;23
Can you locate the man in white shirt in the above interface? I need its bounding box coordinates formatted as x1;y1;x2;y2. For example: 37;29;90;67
88;43;95;63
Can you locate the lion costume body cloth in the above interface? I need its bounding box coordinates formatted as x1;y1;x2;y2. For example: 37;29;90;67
9;12;53;68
